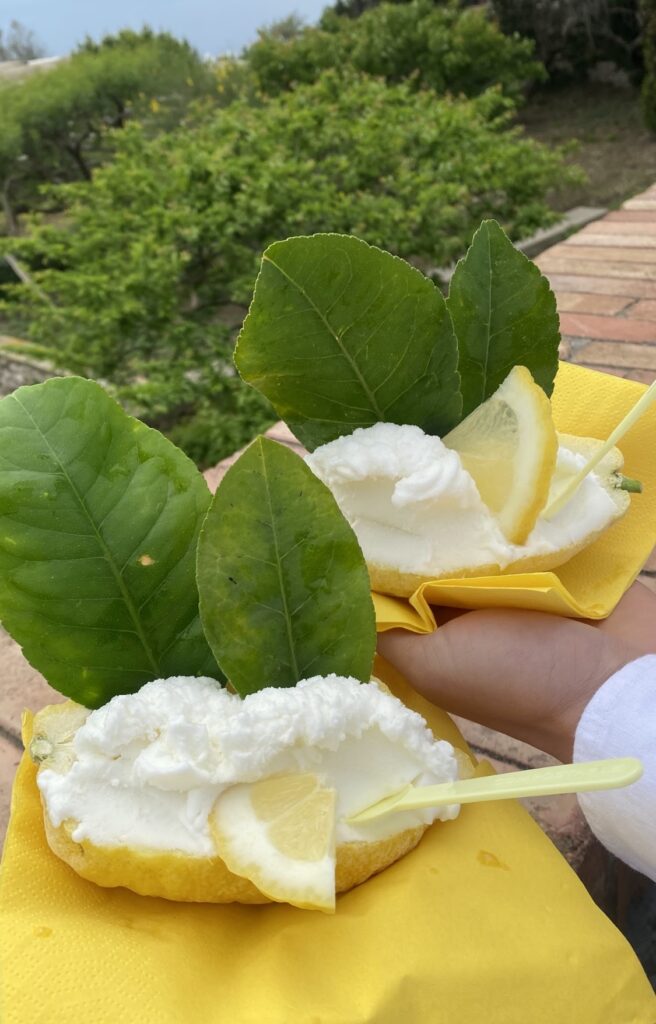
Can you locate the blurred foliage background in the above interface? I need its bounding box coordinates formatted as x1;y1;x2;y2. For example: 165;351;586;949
0;2;655;467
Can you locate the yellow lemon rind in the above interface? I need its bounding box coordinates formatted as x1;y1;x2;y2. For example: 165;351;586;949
38;801;428;907
41;812;270;903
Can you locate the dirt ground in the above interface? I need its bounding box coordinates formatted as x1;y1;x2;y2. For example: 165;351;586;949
519;81;656;212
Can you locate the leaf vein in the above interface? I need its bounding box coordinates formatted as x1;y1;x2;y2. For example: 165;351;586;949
260;442;300;682
265;254;385;420
11;394;161;676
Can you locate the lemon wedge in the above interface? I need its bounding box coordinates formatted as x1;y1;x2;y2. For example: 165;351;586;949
210;773;337;912
444;365;558;545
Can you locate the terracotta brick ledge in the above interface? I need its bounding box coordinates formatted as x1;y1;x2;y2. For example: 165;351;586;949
2;189;656;927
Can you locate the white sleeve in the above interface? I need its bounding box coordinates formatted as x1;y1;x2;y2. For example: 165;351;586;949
573;654;656;882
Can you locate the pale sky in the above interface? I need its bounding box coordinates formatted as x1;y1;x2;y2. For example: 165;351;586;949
0;1;328;57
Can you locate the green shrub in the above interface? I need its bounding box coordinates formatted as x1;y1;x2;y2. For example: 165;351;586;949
246;0;544;99
212;56;262;107
0;72;577;466
243;19;341;94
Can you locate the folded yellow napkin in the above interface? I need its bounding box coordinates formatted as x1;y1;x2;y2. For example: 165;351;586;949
375;362;656;633
1;657;654;1024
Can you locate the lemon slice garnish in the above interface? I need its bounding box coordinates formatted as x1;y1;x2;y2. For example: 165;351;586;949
210;773;336;912
444;366;558;545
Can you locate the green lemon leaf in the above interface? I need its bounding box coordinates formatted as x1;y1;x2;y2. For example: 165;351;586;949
0;377;221;708
197;436;376;696
235;234;462;451
446;219;559;419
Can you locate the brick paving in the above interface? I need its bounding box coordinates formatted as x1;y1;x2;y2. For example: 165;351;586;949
556;293;633;315
547;273;656;299
1;191;655;933
558;312;656;342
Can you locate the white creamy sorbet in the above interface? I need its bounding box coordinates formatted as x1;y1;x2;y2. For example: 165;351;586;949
305;422;618;577
37;675;459;857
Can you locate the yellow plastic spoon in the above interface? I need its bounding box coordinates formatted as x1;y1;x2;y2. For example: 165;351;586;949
347;757;643;824
544;378;656;519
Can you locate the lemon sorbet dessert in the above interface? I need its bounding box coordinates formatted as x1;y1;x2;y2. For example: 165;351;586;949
0;376;465;912
236;222;639;597
305;368;629;597
0;219;642;912
31;675;460;912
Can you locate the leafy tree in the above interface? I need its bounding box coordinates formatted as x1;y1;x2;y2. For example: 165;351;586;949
0;71;576;466
0;31;213;231
76;25;206;63
246;0;543;98
324;0;490;15
343;0;544;96
244;18;342;93
0;20;45;61
642;0;656;130
325;0;440;16
257;15;307;41
492;0;643;81
328;0;381;14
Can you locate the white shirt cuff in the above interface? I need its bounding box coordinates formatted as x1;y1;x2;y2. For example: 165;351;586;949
573;654;656;881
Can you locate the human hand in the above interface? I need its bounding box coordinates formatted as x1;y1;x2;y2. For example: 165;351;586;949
377;581;656;762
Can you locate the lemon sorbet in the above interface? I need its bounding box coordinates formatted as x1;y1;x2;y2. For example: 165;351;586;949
306;368;629;597
32;676;460;911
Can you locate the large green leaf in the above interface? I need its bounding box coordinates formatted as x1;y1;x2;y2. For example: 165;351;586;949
0;377;221;708
446;219;560;419
197;436;376;696
235;234;462;451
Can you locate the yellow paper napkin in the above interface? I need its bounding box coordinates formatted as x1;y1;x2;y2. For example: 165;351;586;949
375;363;656;633
1;657;654;1024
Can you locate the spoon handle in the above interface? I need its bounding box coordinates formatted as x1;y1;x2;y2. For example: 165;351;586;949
348;757;643;823
544;378;656;518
